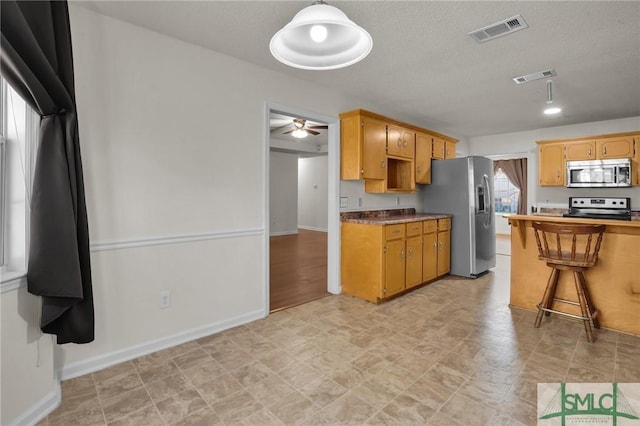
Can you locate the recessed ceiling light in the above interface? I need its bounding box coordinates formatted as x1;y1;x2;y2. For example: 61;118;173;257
544;107;562;115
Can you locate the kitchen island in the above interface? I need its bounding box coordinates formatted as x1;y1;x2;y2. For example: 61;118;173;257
508;214;640;335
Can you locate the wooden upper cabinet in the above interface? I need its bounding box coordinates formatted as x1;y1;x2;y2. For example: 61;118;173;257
445;141;456;159
340;111;387;180
538;142;565;186
432;137;446;159
597;136;634;159
432;137;456;159
415;132;432;184
634;134;640;185
387;125;415;158
565;140;595;161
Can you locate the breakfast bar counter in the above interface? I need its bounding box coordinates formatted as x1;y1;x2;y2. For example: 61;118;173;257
508;214;640;335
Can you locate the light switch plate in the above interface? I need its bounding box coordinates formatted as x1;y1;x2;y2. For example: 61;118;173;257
340;197;348;208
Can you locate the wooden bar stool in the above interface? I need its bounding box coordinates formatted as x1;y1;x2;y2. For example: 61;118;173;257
531;222;605;343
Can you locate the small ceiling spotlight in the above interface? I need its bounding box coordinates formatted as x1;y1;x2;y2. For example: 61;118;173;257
543;80;562;115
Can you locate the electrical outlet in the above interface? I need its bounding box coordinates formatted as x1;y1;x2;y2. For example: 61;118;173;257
396;197;400;206
340;197;348;208
358;197;363;207
160;291;171;309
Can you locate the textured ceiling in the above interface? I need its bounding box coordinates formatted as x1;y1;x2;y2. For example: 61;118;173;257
76;1;640;137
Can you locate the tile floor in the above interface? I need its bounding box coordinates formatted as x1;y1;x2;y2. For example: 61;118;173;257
40;255;640;425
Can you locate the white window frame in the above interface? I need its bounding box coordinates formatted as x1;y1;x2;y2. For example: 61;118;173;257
0;76;39;289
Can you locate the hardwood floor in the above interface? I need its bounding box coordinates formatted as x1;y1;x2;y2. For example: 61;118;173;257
269;229;329;312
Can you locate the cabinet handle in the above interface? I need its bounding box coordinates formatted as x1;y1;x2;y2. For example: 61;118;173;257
381;161;385;169
438;241;442;251
417;166;421;173
588;148;592;156
361;169;364;174
400;249;404;259
397;139;402;148
403;140;408;147
392;229;400;234
603;146;607;156
408;248;413;257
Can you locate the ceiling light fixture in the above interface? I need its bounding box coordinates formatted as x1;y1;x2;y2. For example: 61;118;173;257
291;128;309;138
269;0;373;70
543;80;562;115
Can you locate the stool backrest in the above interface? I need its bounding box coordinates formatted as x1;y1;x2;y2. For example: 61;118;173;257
532;222;605;267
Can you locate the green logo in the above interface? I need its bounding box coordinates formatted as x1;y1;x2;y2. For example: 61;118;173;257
538;383;640;426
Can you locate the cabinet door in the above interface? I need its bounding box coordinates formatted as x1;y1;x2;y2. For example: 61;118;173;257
415;133;432;184
422;231;437;282
437;230;450;276
597;137;634;159
405;236;422;289
538;143;565;186
340;114;387;180
387;125;414;158
565;140;595;161
432;137;446;159
387;125;403;157
634;136;640;185
445;141;456;159
362;117;388;180
401;129;416;158
384;239;405;297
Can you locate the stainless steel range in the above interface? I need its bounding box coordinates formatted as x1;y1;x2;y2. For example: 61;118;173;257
563;197;631;221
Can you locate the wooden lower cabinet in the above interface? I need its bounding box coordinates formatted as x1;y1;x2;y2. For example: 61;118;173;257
422;223;438;282
341;219;451;303
436;218;451;276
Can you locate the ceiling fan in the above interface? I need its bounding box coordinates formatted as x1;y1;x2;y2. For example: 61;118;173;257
276;118;328;138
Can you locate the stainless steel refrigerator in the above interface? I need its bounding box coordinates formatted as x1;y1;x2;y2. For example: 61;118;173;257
421;156;496;278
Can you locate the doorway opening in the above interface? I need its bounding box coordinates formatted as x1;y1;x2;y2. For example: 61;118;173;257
264;104;340;314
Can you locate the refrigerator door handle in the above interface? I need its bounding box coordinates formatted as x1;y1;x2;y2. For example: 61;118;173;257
482;174;492;228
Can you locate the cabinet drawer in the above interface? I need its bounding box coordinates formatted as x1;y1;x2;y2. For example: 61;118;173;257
385;224;405;240
423;220;437;233
438;218;451;231
406;222;422;236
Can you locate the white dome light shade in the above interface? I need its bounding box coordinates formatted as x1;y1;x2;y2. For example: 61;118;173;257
270;3;373;70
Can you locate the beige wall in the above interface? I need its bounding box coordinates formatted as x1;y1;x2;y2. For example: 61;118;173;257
1;285;57;425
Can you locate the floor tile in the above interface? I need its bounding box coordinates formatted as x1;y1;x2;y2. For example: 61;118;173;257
299;377;348;408
324;392;377;425
266;390;318;425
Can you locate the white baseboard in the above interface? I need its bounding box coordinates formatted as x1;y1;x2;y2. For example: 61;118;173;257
298;225;328;232
269;230;298;237
58;309;265;381
8;381;61;426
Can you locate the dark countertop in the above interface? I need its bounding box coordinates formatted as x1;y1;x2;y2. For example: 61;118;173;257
340;208;452;225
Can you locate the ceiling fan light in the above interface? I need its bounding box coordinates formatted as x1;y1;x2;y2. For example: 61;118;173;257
544;106;562;115
270;2;373;70
292;128;309;138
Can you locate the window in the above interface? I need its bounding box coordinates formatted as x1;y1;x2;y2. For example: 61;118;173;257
494;167;520;213
0;76;39;283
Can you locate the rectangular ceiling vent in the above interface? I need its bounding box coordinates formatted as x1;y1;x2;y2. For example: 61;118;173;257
468;15;529;43
512;69;557;84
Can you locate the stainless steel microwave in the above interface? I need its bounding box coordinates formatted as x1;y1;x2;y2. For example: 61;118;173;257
566;158;631;188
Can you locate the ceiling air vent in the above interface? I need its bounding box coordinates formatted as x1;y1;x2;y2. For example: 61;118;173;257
512;69;557;84
468;15;529;43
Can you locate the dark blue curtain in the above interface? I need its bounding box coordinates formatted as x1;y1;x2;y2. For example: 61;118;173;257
1;0;94;343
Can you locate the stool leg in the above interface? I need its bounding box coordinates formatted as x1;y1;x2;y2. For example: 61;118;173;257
544;268;560;317
574;271;594;343
535;268;559;328
579;272;600;329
